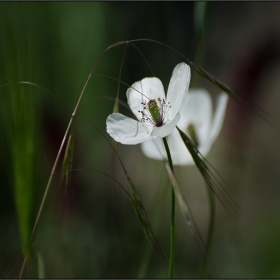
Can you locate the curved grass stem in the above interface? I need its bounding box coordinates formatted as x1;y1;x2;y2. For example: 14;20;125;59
162;137;175;279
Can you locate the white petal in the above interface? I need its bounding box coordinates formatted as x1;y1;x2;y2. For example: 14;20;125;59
177;88;212;146
197;142;212;159
106;113;155;145
141;137;166;161
126;77;165;121
166;128;195;165
151;113;180;138
205;92;229;147
141;128;195;165
166;62;191;121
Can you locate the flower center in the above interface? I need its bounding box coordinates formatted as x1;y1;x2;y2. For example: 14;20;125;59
187;123;199;147
138;98;171;127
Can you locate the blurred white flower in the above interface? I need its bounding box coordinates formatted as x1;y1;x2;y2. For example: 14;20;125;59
141;89;229;165
106;62;191;145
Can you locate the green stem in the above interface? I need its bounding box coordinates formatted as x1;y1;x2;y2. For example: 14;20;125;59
162;137;175;279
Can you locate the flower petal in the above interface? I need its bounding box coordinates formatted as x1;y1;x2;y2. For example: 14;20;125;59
167;128;195;165
166;62;191;121
106;113;155;145
141;128;195;165
141;137;166;161
177;89;212;146
141;89;228;165
206;92;229;146
126;77;165;121
151;113;180;138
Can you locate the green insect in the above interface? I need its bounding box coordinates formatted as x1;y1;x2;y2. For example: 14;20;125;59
148;99;163;126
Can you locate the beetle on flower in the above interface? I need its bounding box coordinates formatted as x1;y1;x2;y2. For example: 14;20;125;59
106;62;191;144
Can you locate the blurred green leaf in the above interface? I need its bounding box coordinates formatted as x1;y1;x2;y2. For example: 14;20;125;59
37;252;45;279
0;5;42;263
194;2;208;38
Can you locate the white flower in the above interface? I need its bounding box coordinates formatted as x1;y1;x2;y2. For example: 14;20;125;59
106;63;191;145
141;89;229;165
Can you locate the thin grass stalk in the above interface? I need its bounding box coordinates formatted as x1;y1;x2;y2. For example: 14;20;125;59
110;43;128;197
76;116;166;265
30;43;96;243
113;43;127;114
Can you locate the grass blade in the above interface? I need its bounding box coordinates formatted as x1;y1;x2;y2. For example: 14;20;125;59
176;126;241;220
129;179;167;266
76;117;167;267
59;127;74;193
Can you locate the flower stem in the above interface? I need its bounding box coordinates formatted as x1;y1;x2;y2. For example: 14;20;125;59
162;137;175;279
